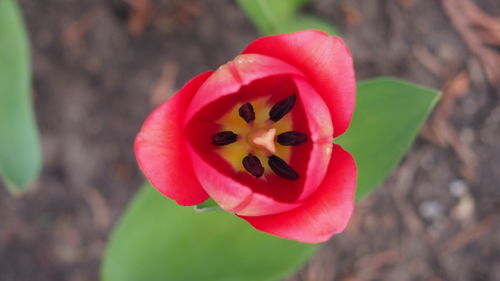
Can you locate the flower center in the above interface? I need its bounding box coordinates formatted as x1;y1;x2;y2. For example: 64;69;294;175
211;95;308;181
248;127;276;154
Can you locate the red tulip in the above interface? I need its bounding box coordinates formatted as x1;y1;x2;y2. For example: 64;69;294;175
135;30;357;243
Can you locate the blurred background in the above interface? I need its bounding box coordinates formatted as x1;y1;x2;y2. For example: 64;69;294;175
1;0;499;280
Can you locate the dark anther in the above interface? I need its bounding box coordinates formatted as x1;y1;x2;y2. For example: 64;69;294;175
238;102;255;123
268;155;299;181
277;131;308;146
242;154;265;178
269;95;297;122
212;131;238;146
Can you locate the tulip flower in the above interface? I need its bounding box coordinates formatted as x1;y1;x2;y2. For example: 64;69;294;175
135;30;357;243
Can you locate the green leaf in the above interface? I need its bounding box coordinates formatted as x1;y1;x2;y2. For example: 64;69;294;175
0;0;41;194
236;0;338;35
102;184;316;281
193;197;222;212
284;15;339;36
336;77;440;200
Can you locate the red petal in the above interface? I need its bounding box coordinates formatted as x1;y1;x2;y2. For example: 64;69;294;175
243;30;355;137
184;54;304;124
187;144;303;216
240;145;356;243
184;74;333;216
292;76;333;202
134;72;212;206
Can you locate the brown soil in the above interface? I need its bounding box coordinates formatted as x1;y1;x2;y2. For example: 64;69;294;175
1;0;499;280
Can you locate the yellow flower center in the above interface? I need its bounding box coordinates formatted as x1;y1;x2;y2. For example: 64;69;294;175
211;95;307;180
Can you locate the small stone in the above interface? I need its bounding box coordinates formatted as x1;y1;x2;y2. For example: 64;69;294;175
451;193;475;222
419;200;444;221
449;179;468;197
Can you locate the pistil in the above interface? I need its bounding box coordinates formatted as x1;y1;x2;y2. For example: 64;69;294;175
248;127;276;154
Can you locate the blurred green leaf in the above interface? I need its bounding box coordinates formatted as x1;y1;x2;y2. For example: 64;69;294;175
283;15;339;35
0;0;41;194
236;0;338;35
194;197;222;212
336;77;440;200
102;184;316;281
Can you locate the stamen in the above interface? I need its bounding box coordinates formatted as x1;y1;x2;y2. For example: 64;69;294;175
242;154;264;178
277;131;308;146
269;95;296;122
238;102;255;123
212;131;238;146
268;155;299;181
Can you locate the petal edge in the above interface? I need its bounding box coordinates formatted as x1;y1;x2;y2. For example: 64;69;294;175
240;144;356;243
134;72;213;206
243;30;356;137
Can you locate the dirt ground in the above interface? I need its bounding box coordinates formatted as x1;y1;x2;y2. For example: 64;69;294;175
1;0;499;280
